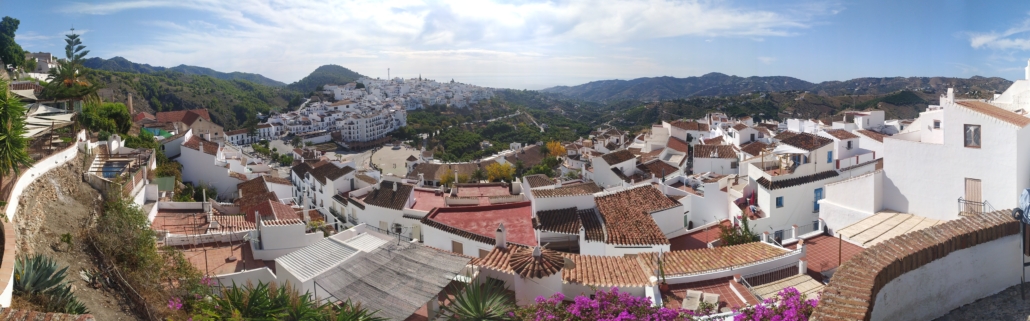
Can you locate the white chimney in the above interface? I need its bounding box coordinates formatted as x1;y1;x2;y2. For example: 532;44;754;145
392;181;397;192
947;88;954;103
532;246;542;258
495;223;507;249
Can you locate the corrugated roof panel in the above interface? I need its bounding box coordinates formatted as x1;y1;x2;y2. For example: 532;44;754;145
276;239;358;281
342;233;389;252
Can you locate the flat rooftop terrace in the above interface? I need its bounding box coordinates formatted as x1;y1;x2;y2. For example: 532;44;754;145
176;242;273;276
837;211;944;247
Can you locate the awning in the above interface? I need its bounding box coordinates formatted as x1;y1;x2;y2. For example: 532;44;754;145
27;104;66;116
772;144;809;155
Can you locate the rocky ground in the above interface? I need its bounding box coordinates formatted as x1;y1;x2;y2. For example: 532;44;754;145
936;284;1030;321
13;154;137;320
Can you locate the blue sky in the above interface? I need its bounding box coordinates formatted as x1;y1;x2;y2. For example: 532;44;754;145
7;0;1030;89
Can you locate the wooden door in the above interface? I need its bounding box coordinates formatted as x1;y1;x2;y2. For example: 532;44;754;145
965;178;982;214
412;224;421;241
451;241;464;254
380;221;389;232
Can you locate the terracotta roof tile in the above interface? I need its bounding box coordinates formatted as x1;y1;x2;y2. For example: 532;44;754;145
823;129;859;140
509;247;564;278
579;208;605;242
956;100;1030;127
740;141;769;156
472;245;520;274
534;207;581;234
560;253;652;287
182;136;219;156
732;123;749;131
637;160;678;178
360;181;413;210
226;128;249;136
504;145;548;168
355;173;377;185
601;150;635;165
669;120;710;132
262;175;292;185
693;144;737;159
756;170;839;190
524;174;555;188
308;163;354;185
856;130;887;143
773;131;799;141
595;186;679;245
531;182;602;198
703;136;724;145
640;148;664;163
667;136;690;153
780;132;834;151
640;242;788;276
156;109;212;124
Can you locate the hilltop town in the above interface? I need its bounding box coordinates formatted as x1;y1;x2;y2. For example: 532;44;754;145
5;48;1030;319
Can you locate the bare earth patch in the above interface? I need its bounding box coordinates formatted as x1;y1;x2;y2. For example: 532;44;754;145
12;155;139;320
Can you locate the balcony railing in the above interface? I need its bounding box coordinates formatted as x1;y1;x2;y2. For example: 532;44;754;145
365;225;413;242
958;198;994;217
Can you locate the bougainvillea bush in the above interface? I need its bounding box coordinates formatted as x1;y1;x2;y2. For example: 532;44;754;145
734;287;818;321
512;287;714;321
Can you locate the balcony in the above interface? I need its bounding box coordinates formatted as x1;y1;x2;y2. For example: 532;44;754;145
958;198;994;217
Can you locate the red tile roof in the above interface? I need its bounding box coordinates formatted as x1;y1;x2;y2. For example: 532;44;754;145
739;141;769;157
182;135;219;156
579;208;605;242
600;149;636;165
637;160;678;178
667;136;690;153
534;207;581;234
560;252;652;287
360;181;413;210
594;186;679;245
472;245;520;274
133;112;156;123
156;109;212;124
703;136;724;145
756;170;839;190
855;129;888;143
732;123;749;131
509;247;564;278
780;132;833;151
669;120;710;132
693;145;737;159
823;129;859;140
640;242;789;276
423;201;537;246
524;174;555;188
956;100;1030;127
530;182;602;198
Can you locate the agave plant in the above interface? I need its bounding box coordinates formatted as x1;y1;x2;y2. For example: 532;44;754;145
204;281;285;321
41;283;88;314
440;280;515;321
14;254;69;295
323;300;388;321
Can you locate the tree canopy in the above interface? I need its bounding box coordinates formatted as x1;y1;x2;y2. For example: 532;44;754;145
0;17;24;71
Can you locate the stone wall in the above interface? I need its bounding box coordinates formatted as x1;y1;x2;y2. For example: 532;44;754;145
811;210;1020;321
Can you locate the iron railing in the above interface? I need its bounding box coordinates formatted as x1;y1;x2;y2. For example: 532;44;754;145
740;261;800;301
365;224;413;242
958;198;995;217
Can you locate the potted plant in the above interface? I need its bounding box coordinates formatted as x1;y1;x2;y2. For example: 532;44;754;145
657;251;669;292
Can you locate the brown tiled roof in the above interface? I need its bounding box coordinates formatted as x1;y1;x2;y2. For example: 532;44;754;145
756;170;839;190
509;247;564;279
702;136;724;145
226;128;249;136
780;132;833;151
524;174;555;188
182;136;219;155
594;186;679;245
693;145;737;159
534;207;581;234
754;126;773;137
731;123;749;131
811;210;1018;321
640;242;788;276
308;163;354;185
405;162;441;180
956;100;1030;127
669;120;710;132
773;131;799;141
504;144;547;168
360;181;413;210
823;129;859;140
667;136;690;153
739;141;769;156
291;162;315;178
355;173;377;185
262;175;291;185
10;82;44;93
212;215;256;233
637;160;678;178
406;155;418;161
531;182;602;198
600;149;635;165
579;208;605;242
560;253;652;287
640;148;664;163
627;147;642;156
156;109;212;124
472;245;520;274
856;129;888;143
229;171;248;181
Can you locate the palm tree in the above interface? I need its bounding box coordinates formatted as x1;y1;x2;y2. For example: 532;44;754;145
43;33;98;103
440;280;515;320
0;78;32;201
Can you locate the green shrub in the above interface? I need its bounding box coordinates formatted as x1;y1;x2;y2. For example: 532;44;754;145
13;254;88;314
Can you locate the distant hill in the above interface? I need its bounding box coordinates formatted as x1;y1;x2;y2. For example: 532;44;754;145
84;57;287;87
542;73;1012;102
286;64;364;93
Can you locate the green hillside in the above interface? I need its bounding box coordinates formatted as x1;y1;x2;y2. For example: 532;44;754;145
286;64;364;93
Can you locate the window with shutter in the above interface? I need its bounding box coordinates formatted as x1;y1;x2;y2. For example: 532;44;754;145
964;125;981;148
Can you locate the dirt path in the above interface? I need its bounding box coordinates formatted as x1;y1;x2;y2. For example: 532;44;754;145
13;155;139;320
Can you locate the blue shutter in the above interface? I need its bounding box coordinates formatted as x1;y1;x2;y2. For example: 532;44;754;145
827;151;833;163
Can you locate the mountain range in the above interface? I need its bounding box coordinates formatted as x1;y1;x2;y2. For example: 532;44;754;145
84;57;366;93
541;73;1012;102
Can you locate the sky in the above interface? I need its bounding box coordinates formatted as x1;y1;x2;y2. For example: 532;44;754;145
7;0;1030;90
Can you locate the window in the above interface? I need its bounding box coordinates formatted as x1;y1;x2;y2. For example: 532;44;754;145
933;120;941;129
776;196;784;208
451;241;464;254
964;125;981;148
846;141;853;150
827;151;833;163
731;161;738;169
394;223;402;234
479;249;490;258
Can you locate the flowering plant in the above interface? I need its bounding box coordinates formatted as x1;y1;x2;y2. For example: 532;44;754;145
513;287;701;321
734;287;818;321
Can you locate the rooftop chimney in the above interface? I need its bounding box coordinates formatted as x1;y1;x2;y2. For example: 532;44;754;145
392;181;397;192
532;246;542;258
127;93;133;116
495;223;507;249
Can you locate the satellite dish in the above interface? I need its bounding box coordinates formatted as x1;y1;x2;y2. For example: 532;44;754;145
563;257;576;270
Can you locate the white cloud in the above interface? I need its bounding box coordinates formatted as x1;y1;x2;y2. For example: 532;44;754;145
63;0;838;88
967;14;1030;51
758;56;776;64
